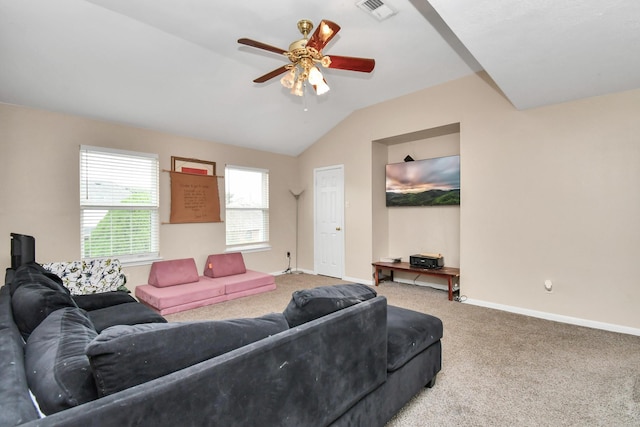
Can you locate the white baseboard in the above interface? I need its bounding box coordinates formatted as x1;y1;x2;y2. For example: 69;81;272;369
394;277;450;292
345;276;640;336
275;270;373;285
464;298;640;337
272;268;315;276
343;275;373;286
377;278;639;336
277;273;639;336
339;276;446;289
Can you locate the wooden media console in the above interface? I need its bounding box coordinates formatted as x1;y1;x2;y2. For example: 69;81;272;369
372;261;460;301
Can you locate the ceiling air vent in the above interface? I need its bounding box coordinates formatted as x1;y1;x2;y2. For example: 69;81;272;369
356;0;397;21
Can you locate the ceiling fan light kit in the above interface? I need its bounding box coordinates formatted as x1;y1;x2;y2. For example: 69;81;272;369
238;19;375;98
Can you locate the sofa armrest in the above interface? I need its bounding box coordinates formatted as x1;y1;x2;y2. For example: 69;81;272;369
0;286;40;425
4;268;15;286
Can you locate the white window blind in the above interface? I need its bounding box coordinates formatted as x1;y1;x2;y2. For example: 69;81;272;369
80;145;159;263
225;165;269;247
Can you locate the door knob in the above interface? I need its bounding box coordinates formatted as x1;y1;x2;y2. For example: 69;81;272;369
336;227;341;231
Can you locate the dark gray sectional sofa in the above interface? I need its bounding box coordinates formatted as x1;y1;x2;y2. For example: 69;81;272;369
1;264;442;427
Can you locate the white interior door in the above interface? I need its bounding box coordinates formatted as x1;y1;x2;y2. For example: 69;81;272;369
314;165;344;278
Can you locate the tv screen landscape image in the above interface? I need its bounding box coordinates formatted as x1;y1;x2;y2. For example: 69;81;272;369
386;155;460;207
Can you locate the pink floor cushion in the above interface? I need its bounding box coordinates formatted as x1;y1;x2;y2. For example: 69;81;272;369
135;279;225;311
225;283;277;302
204;253;246;278
148;258;200;288
224;271;275;294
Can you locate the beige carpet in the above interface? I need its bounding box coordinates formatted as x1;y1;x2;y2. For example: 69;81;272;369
165;273;640;426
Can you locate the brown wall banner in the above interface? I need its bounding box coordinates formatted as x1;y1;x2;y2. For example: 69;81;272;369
169;171;221;223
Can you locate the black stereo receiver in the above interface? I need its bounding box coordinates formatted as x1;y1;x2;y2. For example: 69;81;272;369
409;253;444;269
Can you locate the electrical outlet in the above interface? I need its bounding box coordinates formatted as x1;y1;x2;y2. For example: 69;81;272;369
287;251;291;258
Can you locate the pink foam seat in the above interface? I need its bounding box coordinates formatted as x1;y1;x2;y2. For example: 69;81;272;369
224;270;275;293
135;277;226;315
226;281;277;302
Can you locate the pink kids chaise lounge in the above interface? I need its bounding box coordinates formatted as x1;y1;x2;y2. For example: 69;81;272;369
135;252;276;315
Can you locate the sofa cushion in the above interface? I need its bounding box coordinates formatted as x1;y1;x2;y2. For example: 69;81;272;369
10;265;77;340
24;307;98;415
87;313;289;397
72;291;136;311
204;252;247;278
283;283;377;328
386;305;443;372
87;301;167;333
148;258;200;288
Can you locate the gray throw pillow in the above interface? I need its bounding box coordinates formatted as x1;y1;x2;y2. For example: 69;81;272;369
283;283;377;327
25;307;98;415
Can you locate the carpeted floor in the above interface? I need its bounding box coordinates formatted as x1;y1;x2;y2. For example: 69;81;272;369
165;273;640;426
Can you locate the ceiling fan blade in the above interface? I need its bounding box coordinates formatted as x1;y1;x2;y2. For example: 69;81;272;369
326;55;375;73
253;65;289;83
238;38;287;55
307;20;341;51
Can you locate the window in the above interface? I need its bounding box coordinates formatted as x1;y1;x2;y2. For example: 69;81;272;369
80;145;159;264
225;165;269;248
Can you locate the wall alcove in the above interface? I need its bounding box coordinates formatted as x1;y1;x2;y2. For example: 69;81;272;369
371;123;460;290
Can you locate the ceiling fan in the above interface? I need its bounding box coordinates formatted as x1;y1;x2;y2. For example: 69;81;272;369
238;19;375;97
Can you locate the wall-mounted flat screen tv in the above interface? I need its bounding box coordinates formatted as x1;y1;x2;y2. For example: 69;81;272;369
386;155;460;207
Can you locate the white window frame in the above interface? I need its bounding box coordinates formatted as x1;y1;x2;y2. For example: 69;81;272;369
224;165;270;252
80;145;160;265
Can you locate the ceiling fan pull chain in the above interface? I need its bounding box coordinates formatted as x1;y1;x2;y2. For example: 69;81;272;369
303;82;309;112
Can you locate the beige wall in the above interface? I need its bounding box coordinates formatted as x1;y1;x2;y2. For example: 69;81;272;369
298;72;640;331
0;103;298;289
3;70;639;331
295;112;378;282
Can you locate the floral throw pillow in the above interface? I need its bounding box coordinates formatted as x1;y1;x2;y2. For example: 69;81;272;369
42;259;127;295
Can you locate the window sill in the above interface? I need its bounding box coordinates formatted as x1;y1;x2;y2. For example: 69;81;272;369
81;256;161;267
225;244;272;254
121;257;162;267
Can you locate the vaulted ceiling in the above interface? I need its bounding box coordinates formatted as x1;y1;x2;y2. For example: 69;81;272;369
1;1;639;156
